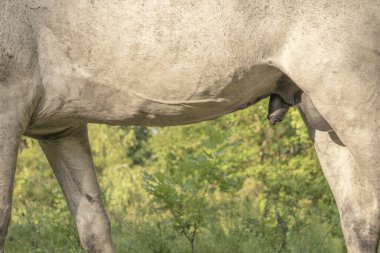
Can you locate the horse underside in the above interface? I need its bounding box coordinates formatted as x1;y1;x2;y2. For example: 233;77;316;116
0;1;379;253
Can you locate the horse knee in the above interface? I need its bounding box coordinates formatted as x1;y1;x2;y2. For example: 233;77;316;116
75;194;111;233
75;195;113;253
340;204;380;253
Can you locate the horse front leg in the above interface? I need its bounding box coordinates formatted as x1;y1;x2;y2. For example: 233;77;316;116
38;125;114;253
0;125;21;253
0;78;32;252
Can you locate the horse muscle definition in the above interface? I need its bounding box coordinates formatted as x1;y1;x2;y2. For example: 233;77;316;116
0;1;379;252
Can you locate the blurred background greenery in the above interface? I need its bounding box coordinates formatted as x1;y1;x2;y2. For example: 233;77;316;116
6;100;346;253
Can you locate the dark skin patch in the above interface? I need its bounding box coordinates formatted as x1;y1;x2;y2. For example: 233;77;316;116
83;233;99;253
328;131;345;147
85;193;95;203
372;49;380;57
267;94;291;125
351;222;377;252
341;204;380;252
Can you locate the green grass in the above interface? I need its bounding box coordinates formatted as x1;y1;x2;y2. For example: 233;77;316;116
6;213;347;253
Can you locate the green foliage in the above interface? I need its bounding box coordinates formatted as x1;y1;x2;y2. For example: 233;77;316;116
8;99;346;253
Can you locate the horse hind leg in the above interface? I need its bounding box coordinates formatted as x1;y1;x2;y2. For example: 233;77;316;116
310;127;380;253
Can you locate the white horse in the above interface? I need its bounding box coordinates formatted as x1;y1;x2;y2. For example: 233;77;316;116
0;0;379;252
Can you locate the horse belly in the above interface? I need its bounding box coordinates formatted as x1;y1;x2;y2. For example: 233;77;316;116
31;0;281;129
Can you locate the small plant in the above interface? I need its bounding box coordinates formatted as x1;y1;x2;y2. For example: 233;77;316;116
144;153;215;253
